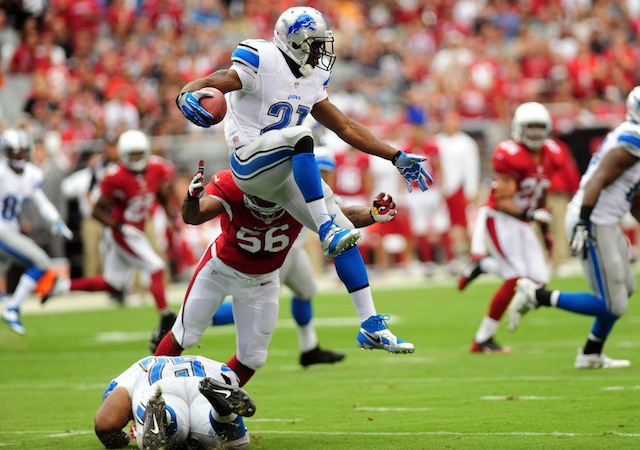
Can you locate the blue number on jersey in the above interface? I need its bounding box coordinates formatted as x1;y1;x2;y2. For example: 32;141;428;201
2;196;19;221
261;102;311;134
139;356;206;384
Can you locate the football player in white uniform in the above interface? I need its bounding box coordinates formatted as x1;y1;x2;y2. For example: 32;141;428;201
176;6;430;353
0;128;73;335
95;355;255;450
508;87;640;369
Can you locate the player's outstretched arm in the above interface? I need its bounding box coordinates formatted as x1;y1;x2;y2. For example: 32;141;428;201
341;192;397;228
311;100;432;192
182;163;226;225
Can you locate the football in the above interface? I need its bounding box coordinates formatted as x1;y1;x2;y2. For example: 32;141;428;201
199;87;227;125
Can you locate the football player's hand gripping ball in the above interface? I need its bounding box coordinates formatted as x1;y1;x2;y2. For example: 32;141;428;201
188;160;206;200
392;151;433;193
176;90;215;128
371;192;397;223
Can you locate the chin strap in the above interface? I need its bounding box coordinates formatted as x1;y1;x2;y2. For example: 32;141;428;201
299;64;314;76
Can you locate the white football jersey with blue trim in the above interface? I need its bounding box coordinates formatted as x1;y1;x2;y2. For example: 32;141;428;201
569;121;640;225
224;39;330;150
0;160;44;230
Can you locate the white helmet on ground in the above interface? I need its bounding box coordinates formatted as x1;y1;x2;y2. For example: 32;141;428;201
274;6;336;76
117;129;150;172
1;128;32;172
511;102;552;151
625;86;640;123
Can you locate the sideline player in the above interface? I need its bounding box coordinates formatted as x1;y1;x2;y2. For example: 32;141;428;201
461;103;564;353
0;128;73;335
41;130;178;341
95;354;255;449
507;87;640;369
154;167;399;386
176;6;431;353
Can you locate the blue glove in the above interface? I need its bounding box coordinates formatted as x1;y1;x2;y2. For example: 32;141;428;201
51;219;73;240
392;151;433;192
176;90;215;128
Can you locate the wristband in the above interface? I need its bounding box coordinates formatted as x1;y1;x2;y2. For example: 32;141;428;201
391;150;402;164
112;223;123;233
579;205;593;224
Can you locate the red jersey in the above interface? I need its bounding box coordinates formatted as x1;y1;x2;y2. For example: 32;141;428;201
486;139;565;214
334;151;370;198
99;156;174;230
205;170;303;275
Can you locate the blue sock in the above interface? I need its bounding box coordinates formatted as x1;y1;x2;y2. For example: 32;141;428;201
557;292;617;320
292;153;323;202
591;316;617;340
334;246;369;292
212;302;235;326
291;296;312;326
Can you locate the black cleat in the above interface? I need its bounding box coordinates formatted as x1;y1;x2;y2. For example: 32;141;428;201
149;310;178;353
300;345;346;367
199;377;256;417
142;387;167;450
458;258;484;291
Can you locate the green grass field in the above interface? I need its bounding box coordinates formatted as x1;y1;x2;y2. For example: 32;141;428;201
0;274;638;449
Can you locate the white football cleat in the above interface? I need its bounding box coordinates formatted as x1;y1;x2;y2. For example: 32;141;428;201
356;314;415;354
318;215;360;258
574;349;631;369
2;307;25;335
508;278;541;332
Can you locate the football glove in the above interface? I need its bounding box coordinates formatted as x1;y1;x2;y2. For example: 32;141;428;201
371;192;397;223
188;160;206;199
525;208;553;224
570;220;592;259
176;90;215;128
392;151;433;193
51;219;73;240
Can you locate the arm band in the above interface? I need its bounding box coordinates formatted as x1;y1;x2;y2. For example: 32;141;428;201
579;205;594;224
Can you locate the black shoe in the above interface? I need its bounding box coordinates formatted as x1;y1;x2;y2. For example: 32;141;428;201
470;338;513;354
300;345;346;367
198;377;256;417
142;388;167;450
149;310;177;353
109;289;126;306
458;258;484;291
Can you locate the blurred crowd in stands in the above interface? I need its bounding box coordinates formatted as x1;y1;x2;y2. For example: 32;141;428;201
1;0;640;288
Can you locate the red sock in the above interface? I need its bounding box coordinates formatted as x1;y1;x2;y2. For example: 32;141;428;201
149;270;168;310
488;278;518;320
154;332;183;356
226;354;255;387
70;276;118;294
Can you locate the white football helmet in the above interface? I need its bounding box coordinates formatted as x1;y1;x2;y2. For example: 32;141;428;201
511;102;552;151
274;6;335;76
1;128;32;172
625;86;640;123
117;129;150;172
243;194;285;224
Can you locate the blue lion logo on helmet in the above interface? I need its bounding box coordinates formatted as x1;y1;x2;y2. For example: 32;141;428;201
287;14;317;37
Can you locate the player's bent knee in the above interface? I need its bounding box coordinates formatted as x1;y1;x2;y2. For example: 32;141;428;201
282;125;313;150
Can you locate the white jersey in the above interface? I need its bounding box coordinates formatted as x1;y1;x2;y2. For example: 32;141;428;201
104;355;239;401
224;39;330;150
0;160;44;231
568;121;640;225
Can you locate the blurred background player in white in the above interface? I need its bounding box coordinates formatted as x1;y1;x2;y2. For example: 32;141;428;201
0;128;73;335
154;166;399;387
508;87;640;369
436;109;480;268
41;129;178;343
95;354;255;450
175;6;431;353
208;146;346;368
461;102;565;353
